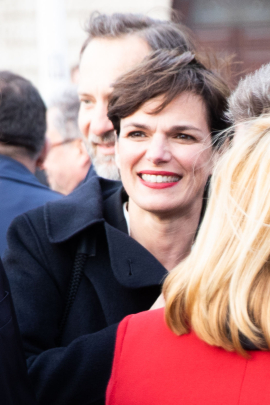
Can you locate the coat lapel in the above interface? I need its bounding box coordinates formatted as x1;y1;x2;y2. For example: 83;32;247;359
45;176;104;243
103;187;128;234
104;185;167;288
105;223;167;288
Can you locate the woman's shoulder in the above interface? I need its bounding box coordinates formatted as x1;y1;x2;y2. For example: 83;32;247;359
115;308;170;357
118;308;165;336
108;310;270;405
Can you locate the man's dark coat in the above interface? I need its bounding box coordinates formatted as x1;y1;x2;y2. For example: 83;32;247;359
0;154;61;256
3;175;167;405
0;259;37;404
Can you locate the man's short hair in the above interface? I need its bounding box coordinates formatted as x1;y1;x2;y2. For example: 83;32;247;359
227;63;270;124
48;87;81;142
108;50;230;149
81;12;195;56
0;71;46;158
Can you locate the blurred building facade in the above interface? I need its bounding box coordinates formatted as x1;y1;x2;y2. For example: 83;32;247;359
172;0;270;83
0;0;171;101
1;0;269;97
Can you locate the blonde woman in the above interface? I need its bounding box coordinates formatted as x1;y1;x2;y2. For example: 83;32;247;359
106;115;270;405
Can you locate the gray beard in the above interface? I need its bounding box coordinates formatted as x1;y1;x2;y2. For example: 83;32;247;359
85;140;121;181
93;155;121;181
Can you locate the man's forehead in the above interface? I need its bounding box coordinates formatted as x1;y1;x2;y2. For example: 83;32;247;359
78;36;150;95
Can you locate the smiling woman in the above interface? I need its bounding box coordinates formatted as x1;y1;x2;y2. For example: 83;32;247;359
108;49;230;270
3;47;230;405
116;93;211;221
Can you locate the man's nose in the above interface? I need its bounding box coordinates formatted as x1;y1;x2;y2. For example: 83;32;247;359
91;103;114;137
145;134;171;164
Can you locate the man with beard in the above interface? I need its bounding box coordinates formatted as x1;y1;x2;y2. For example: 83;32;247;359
3;12;197;405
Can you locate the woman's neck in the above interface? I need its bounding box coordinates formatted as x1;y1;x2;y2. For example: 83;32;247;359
128;199;202;271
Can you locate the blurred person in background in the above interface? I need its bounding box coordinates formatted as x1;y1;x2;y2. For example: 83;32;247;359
227;63;270;140
78;12;196;181
44;87;91;195
106;114;270;405
3;48;229;405
0;71;61;257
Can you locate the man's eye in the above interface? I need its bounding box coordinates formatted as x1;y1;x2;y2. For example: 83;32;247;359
127;131;146;138
80;99;92;106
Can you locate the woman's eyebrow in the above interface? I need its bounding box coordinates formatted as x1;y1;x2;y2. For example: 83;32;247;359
167;125;202;133
121;123;204;135
122;122;150;130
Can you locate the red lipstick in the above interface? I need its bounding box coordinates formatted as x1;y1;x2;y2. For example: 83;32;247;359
138;170;180;176
138;170;181;189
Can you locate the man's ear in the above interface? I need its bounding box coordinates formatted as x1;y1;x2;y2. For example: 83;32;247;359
36;139;50;169
114;132;121;170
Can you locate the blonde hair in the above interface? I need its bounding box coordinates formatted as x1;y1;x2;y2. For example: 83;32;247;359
164;114;270;356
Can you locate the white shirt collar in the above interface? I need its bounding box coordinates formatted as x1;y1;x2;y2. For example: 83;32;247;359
123;202;130;235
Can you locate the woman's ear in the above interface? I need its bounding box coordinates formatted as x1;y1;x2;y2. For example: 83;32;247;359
114;132;121;170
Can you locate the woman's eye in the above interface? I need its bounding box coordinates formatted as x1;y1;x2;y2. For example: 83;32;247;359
175;134;195;141
127;131;146;138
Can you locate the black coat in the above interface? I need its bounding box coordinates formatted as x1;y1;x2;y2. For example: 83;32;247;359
0;259;37;404
3;176;167;405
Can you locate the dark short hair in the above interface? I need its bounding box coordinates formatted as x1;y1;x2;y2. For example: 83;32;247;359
81;12;195;56
0;71;46;157
108;50;230;148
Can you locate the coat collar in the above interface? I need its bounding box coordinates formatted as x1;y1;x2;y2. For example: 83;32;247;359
45;173;167;287
45;175;121;243
0;154;49;190
103;187;128;234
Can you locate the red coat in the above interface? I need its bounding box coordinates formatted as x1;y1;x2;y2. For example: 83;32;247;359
106;308;270;405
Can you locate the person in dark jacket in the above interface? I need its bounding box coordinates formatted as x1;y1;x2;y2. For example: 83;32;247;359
106;114;270;405
0;259;37;404
3;51;230;404
0;71;61;257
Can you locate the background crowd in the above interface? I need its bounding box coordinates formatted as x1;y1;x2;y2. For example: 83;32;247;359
0;3;270;405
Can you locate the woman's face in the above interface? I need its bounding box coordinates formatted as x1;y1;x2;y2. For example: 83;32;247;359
115;92;213;217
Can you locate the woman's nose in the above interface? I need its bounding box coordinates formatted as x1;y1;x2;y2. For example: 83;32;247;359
145;134;171;164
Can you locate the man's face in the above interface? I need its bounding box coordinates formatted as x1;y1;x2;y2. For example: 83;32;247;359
43;108;90;195
78;36;150;180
